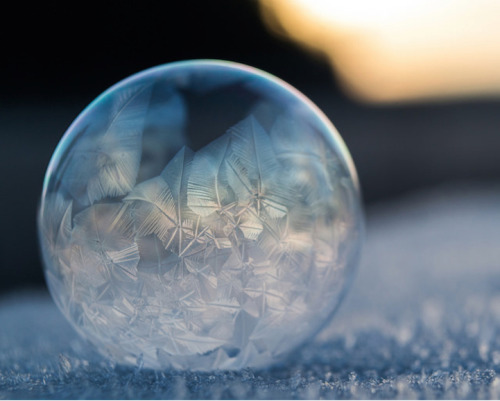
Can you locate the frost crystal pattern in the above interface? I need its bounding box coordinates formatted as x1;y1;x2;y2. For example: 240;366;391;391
38;61;362;371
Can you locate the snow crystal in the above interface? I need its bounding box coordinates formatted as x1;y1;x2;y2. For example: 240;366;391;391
40;113;362;370
5;184;500;399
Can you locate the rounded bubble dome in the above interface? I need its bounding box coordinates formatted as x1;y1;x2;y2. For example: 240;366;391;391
38;60;363;371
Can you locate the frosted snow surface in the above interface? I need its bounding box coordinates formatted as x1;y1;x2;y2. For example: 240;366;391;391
5;184;500;399
38;61;362;371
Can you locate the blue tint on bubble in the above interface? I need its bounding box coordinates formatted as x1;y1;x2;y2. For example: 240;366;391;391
38;60;363;371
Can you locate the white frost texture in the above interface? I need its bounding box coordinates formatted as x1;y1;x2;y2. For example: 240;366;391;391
7;184;500;399
38;62;362;371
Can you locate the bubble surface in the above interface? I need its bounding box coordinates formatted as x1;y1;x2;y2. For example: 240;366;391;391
38;60;363;370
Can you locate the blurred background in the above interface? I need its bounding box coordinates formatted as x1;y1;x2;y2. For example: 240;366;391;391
1;0;499;295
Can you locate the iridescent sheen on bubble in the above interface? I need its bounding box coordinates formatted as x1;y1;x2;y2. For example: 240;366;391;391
38;60;363;370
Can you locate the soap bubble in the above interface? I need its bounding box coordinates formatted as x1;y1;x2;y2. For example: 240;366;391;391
38;60;363;371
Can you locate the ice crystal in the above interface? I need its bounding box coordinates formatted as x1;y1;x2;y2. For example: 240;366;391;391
38;61;362;371
12;185;500;398
40;112;360;370
62;84;152;206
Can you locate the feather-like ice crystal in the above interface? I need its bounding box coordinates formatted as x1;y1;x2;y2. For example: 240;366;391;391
38;60;363;370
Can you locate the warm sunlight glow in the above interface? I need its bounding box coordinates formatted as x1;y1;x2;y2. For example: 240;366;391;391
260;0;500;102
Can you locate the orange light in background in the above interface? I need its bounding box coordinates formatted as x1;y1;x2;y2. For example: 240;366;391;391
260;0;500;103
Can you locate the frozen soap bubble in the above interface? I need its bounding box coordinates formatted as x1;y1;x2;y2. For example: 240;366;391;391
38;60;363;371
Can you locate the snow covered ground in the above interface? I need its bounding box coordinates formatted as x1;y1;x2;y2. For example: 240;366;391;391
1;183;500;399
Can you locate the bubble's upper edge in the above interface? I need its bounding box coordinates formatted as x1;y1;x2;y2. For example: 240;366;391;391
40;59;361;212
